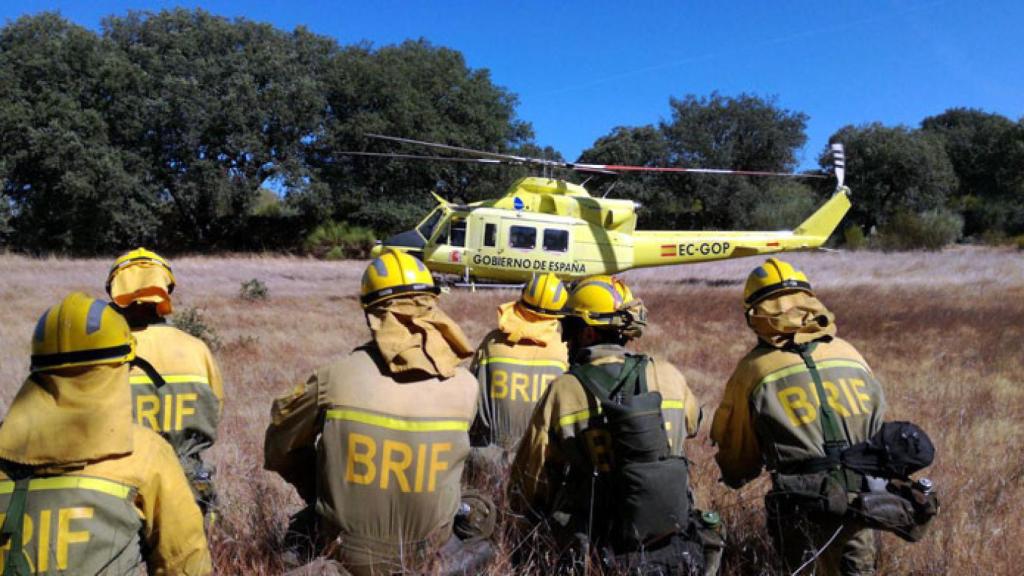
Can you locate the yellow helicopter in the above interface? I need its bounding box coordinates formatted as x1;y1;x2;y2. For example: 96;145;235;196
358;135;850;283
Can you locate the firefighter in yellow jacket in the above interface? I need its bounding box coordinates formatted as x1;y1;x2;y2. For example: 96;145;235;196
265;250;492;576
470;272;569;453
510;276;708;571
711;258;887;575
106;248;224;514
0;292;211;575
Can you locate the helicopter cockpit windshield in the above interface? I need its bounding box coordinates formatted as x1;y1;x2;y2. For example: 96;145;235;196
417;207;444;241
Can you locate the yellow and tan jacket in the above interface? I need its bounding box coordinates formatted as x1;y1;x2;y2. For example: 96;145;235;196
510;345;700;516
130;322;223;463
0;366;211;575
470;329;568;450
711;337;887;489
264;344;478;568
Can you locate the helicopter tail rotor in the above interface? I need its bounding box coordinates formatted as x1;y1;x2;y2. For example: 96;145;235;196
831;143;846;190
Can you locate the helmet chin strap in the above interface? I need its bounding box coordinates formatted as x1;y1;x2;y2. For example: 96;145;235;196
131;356;167;388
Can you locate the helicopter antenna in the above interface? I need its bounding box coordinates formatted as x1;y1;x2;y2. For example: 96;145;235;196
831;143;846;189
602;180;619;198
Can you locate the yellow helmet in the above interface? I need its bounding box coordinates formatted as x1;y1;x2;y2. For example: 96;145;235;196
360;249;439;307
106;248;176;315
743;257;813;307
569;274;630;325
519;273;568;317
30;292;136;373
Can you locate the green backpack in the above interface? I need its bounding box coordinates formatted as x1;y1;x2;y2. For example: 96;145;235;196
570;355;692;552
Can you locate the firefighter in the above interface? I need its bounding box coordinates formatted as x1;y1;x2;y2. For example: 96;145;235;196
510;275;716;574
0;292;211;575
711;258;887;575
106;248;224;515
470;272;569;456
264;249;494;576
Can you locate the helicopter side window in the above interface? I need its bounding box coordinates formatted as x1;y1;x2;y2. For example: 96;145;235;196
483;223;497;247
509;226;536;250
543;229;569;252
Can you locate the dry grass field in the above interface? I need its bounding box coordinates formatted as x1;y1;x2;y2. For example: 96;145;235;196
1;246;1022;575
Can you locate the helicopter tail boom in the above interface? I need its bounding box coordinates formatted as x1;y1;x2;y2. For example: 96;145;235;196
793;186;852;241
630;187;851;269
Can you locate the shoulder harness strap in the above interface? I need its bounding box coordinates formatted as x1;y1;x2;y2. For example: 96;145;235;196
1;468;33;576
570;355;649;405
131;356;167;389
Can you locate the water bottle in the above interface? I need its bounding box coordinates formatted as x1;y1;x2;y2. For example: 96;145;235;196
913;477;934;495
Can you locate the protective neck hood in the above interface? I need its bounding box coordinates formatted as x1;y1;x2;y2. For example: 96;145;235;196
366;294;473;379
747;291;836;348
575;343;628;364
0;364;133;466
109;262;173;316
497;302;561;346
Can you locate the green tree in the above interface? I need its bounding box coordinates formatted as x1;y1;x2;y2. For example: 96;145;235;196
991;120;1024;235
577;125;689;229
820;123;958;238
298;39;535;234
101;9;329;248
579;93;811;230
921;108;1017;236
0;13;160;253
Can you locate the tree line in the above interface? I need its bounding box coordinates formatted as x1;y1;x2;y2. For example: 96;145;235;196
1;9;1021;255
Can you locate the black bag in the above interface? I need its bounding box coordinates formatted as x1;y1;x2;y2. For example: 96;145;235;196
571;356;692;553
842;421;935;479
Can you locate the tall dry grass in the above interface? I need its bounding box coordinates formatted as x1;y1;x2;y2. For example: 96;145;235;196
1;246;1021;574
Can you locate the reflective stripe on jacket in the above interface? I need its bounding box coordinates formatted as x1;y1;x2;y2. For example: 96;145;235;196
0;425;211;575
711;337;887;488
470;329;568;450
264;345;478;565
130;324;224;461
510;345;700;516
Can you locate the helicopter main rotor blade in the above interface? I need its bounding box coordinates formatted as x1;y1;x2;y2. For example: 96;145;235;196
347;146;621;175
568;163;828;179
338;151;508;165
366;134;542;165
366;133;830;179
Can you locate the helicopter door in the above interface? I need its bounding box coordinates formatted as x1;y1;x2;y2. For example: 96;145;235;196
433;214;468;268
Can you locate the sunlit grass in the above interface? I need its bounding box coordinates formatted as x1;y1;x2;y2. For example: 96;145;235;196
1;246;1021;574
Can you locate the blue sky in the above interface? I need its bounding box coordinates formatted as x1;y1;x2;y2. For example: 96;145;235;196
5;0;1023;169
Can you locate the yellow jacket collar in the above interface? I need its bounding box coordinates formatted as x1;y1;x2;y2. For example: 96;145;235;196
366;294;473;379
0;364;133;466
748;292;837;348
497;302;562;347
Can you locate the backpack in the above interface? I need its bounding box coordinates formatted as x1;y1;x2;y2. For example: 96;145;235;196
570;355;693;553
770;344;939;542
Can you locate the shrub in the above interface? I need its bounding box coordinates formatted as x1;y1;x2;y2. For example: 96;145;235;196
843;225;867;250
304;221;376;260
747;181;818;230
173;306;222;350
239;278;269;301
875;208;963;251
1015;235;1024;250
